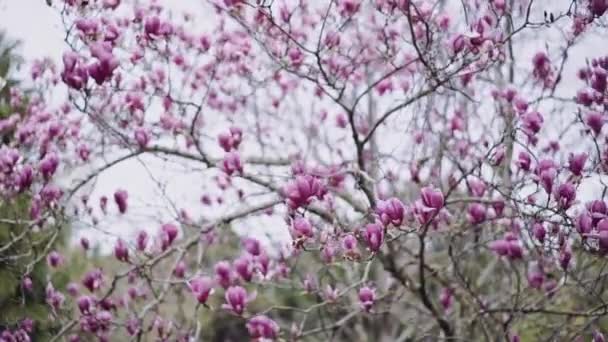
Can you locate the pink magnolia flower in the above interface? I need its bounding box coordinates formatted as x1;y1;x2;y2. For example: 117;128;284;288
375;197;405;227
87;42;119;85
242;237;262;256
358;286;376;312
586;111;605;135
46;282;65;310
61;51;88;89
589;0;608;17
22;277;33;292
222;151;243;176
489;236;523;260
82;268;104;292
555;182;576;209
234;255;254;282
173;261;186;278
222;286;256;315
420;186;444;210
364;223;384;253
246;315;280;340
188;276;214;304
291;217;314;240
215;261;233;289
527;262;545;289
144;16;161;37
160;223;179;250
77;295;93;314
136;230;148;251
568;152;588;176
134;128;149;149
467;203;486;224
440;287;454;311
113;189;128;214
283;175;326;210
467;178;486;197
39;153;59;180
594;330;606;342
114;238;129;263
47;250;63;268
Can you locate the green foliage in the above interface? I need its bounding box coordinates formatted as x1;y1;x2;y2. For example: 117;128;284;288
0;31;66;341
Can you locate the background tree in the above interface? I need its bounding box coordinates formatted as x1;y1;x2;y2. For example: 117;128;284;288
0;31;74;341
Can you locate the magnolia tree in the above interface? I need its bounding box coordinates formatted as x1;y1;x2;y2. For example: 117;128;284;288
3;0;608;340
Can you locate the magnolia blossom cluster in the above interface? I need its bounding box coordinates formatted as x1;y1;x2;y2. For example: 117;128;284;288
2;0;608;341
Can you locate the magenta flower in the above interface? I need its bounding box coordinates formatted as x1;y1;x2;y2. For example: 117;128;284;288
87;42;119;85
291;217;314;240
214;261;233;289
39;153;59;180
420;186;444;210
342;234;358;251
46;282;65;310
576;212;593;235
532;223;546;243
15;165;33;192
134;128;149;149
114;239;129;263
489;237;523;260
527;262;545;289
160;223;179;250
61;51;88;89
67;282;79;297
255;252;270;277
516;152;531;171
22;277;33;292
246;315;280;340
113;189;128;214
555;182;576;209
75;18;99;36
559;247;572;270
532;52;552;85
242;237;262;256
136;230;148;251
364;223;384;253
467;178;486;197
234;255;254;282
47;250;63;268
521;111;544;135
358;286;376;312
222;151;243;176
144;16;161;37
102;0;120;9
80;236;91;251
576;88;594;106
82;268;104;292
568;152;588;176
188;276;214;304
440;287;454;311
338;0;361;16
283;175;326;210
173;261;186;278
218;132;233;152
222;286;255;315
539;167;557;194
467;203;486;224
589;0;608;17
77;295;93;314
586;111;605;135
375;197;405;227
